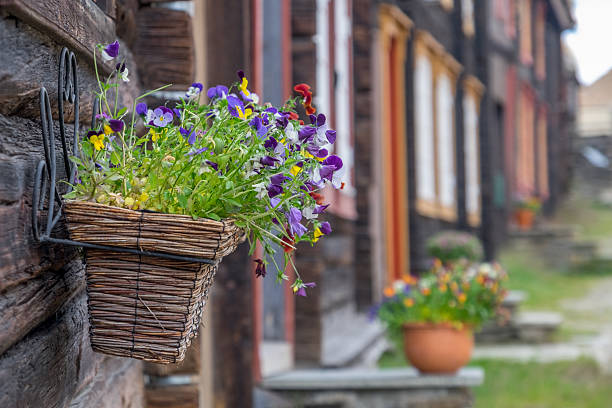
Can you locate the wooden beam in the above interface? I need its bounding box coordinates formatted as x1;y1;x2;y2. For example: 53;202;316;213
133;7;195;89
0;0;116;70
0;292;143;407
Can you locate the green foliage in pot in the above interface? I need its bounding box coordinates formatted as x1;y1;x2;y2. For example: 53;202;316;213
426;230;484;264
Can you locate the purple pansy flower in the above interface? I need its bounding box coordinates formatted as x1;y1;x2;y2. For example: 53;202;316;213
264;136;278;151
207;85;229;100
298;126;316;143
227;95;246;118
115;62;129;82
325;129;337;144
187;147;208;156
205;160;218;171
109;119;124;133
313;204;330;215
296;282;316;297
173;108;182;119
270;174;291;185
250;117;270;139
95;111;111;120
186;82;203;98
153;107;173;127
260;155;279;167
180;126;197;145
136;103;147;115
319;221;332;235
102;41;119;61
288;208;307;237
267;184;283;198
270;196;281;208
322;155;343;170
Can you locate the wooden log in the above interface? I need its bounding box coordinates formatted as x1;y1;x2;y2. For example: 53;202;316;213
0;258;84;355
0;0;116;67
0;291;144;407
133;7;195;89
145;384;198;408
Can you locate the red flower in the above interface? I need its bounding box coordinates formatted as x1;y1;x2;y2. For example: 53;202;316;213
293;83;316;115
254;259;266;278
281;231;295;253
288;111;299;120
309;191;325;205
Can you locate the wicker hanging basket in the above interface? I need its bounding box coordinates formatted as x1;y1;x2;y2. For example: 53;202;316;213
64;200;244;363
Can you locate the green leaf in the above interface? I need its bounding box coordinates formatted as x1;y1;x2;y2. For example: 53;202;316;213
208;213;221;221
110;151;121;166
117;107;127;117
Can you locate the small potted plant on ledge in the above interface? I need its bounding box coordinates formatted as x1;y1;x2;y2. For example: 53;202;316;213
426;230;484;265
376;261;507;374
513;195;541;230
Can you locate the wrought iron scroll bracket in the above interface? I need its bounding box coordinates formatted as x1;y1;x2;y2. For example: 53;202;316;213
32;47;214;265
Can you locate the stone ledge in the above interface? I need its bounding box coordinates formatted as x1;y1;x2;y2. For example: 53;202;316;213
261;367;484;390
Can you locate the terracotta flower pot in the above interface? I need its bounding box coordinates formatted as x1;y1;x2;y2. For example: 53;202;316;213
515;208;535;230
402;323;473;374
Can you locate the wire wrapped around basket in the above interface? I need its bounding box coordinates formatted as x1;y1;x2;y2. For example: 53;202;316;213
64;200;245;363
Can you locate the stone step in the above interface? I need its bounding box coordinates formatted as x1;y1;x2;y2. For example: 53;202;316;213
262;367;484;390
321;312;386;368
258;367;484;408
515;311;563;343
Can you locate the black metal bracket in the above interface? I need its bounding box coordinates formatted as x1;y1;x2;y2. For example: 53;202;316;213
32;47;214;265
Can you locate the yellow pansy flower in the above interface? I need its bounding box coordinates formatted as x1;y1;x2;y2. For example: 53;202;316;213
458;293;467;303
103;124;113;135
139;192;149;202
150;128;162;142
124;197;135;207
236;106;253;120
313;227;323;243
290;165;302;176
90;133;105;151
240;77;250;96
403;298;414;307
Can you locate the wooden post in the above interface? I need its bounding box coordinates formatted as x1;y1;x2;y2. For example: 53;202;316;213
204;2;254;406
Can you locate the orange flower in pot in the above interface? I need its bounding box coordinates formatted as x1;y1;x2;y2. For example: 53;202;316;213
376;261;507;374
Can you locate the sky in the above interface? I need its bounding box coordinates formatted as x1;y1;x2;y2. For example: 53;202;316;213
564;0;612;86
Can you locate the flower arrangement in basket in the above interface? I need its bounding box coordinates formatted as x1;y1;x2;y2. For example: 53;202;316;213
375;261;507;373
64;41;345;363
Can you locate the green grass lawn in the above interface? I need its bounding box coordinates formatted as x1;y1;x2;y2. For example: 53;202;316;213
379;351;612;408
555;196;612;240
472;358;612;408
499;250;611;311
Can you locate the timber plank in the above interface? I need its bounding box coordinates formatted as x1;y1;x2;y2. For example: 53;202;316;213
145;384;198;408
0;258;84;355
0;292;143;408
0;0;115;67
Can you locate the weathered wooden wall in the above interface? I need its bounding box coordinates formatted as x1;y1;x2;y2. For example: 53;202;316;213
0;2;146;407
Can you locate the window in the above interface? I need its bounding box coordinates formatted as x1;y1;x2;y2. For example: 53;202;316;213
414;31;461;221
436;71;456;216
463;76;484;226
415;53;436;206
462;0;475;37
